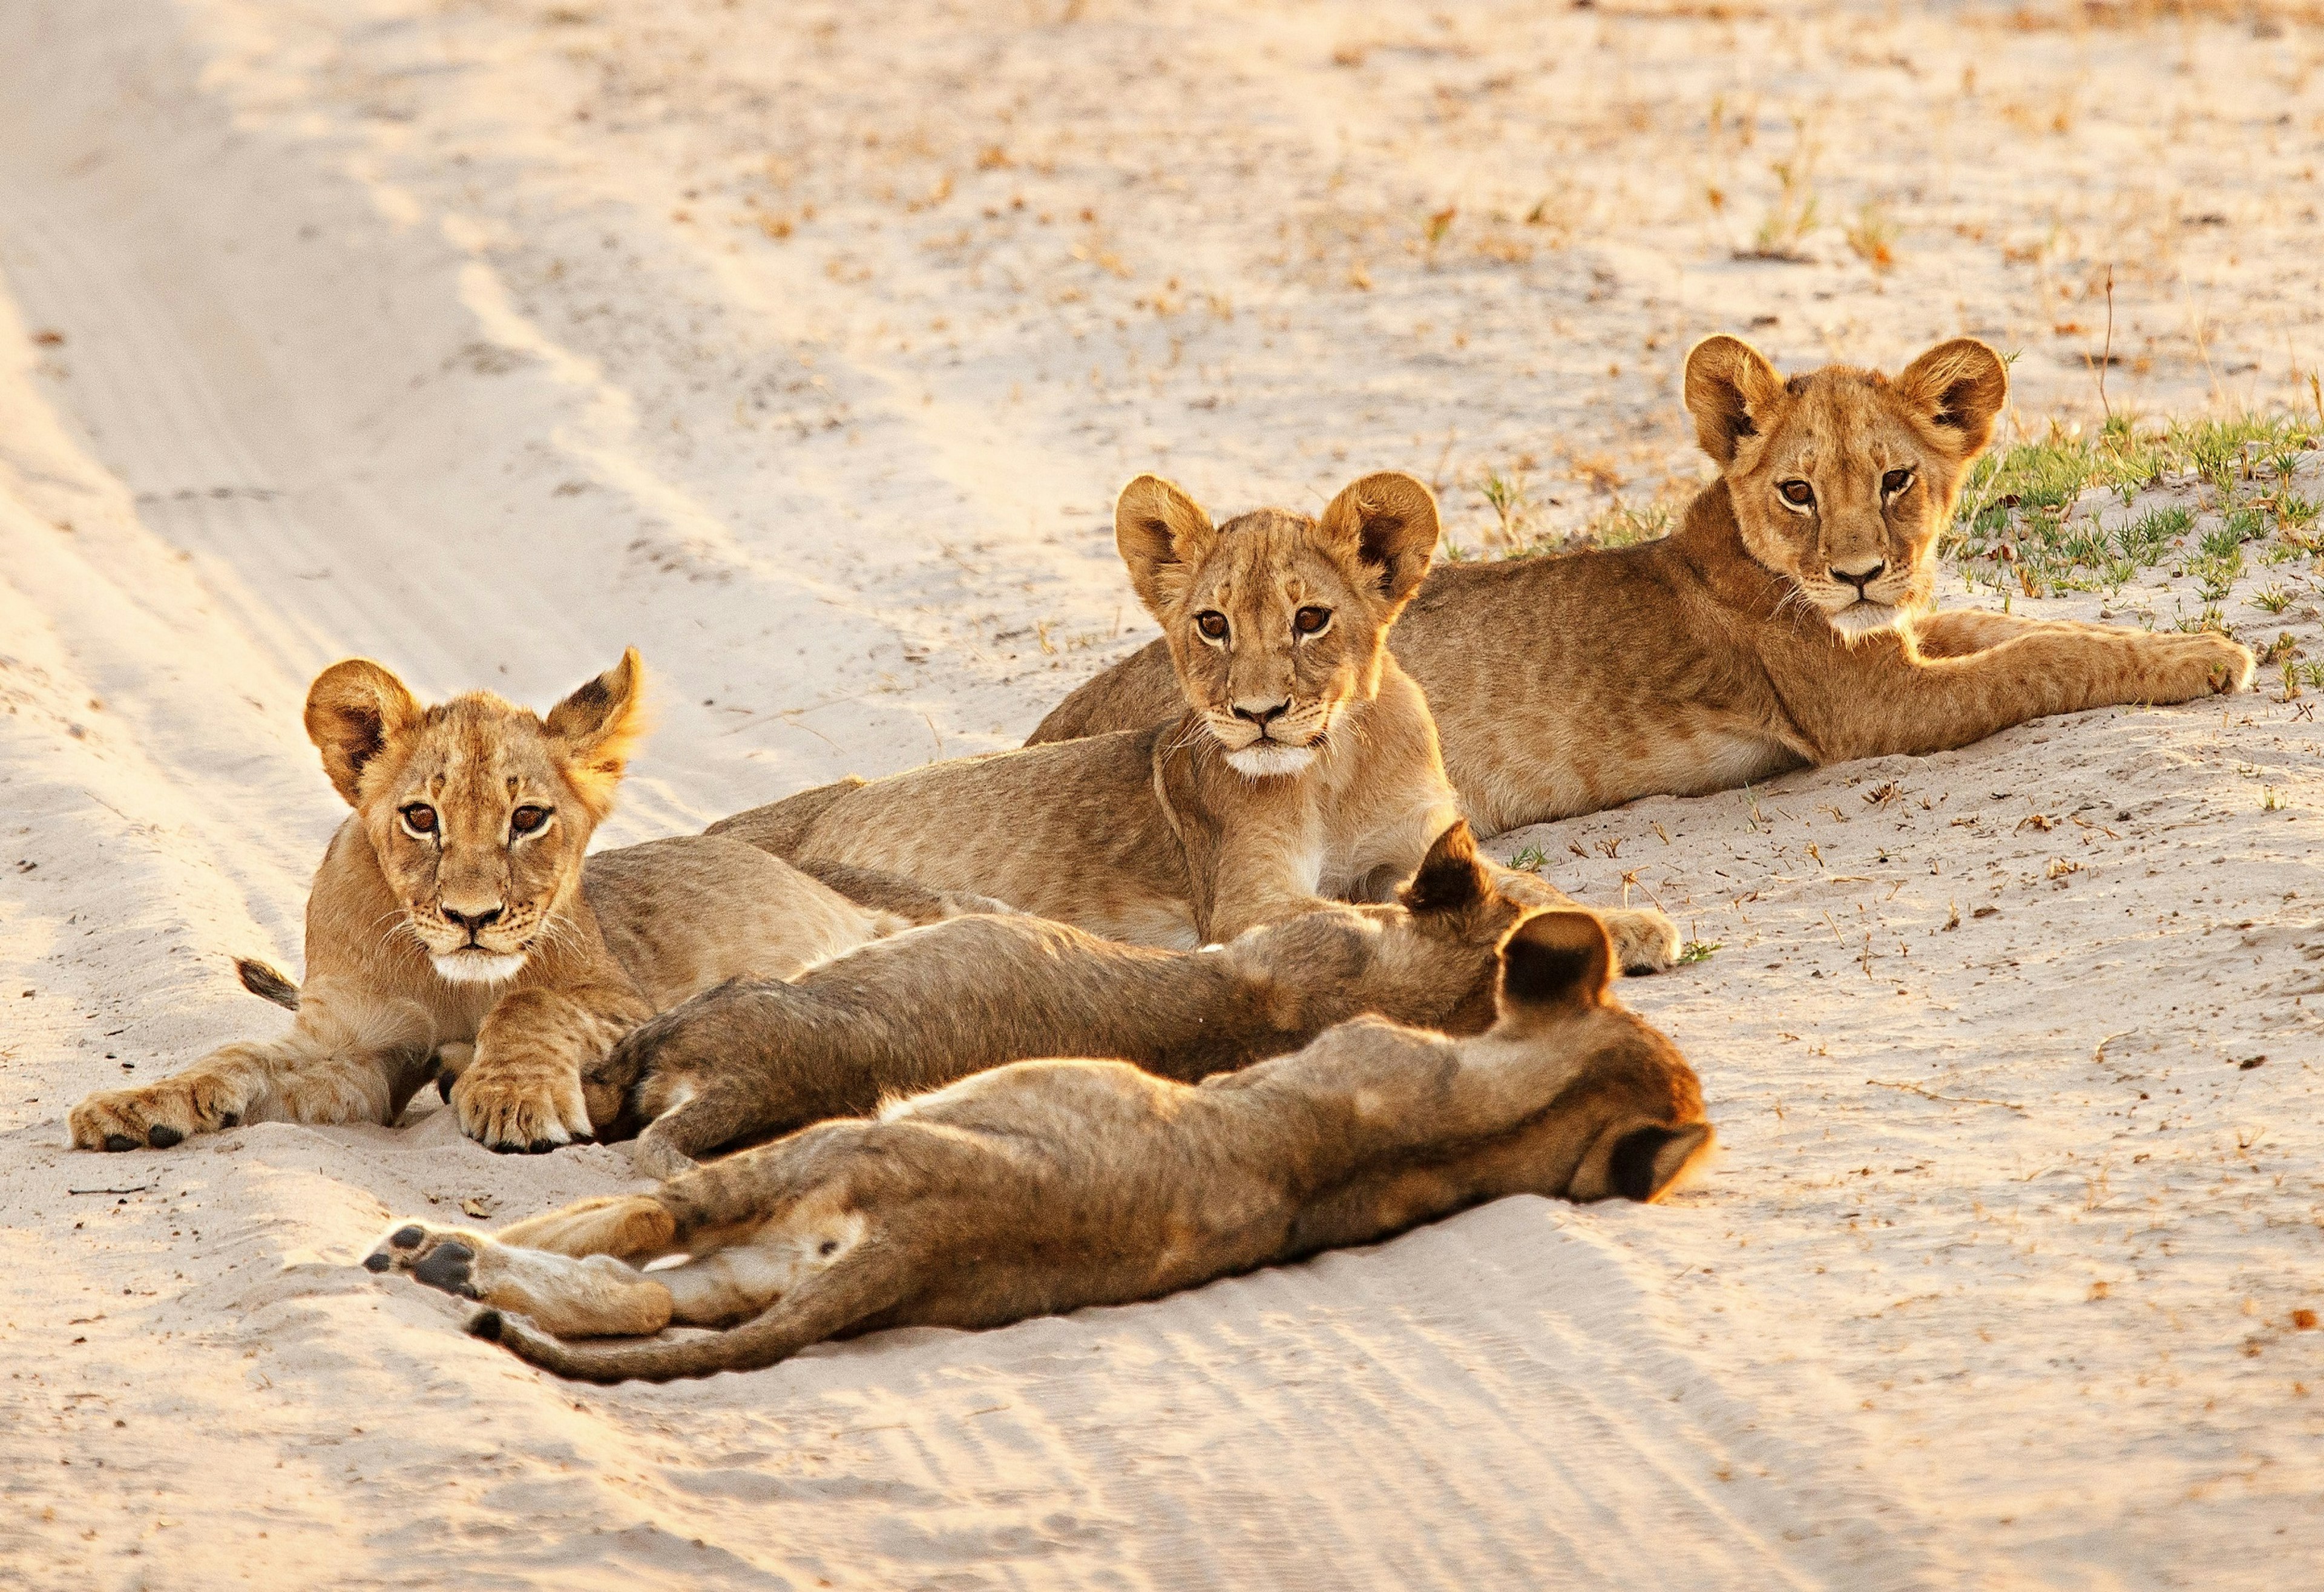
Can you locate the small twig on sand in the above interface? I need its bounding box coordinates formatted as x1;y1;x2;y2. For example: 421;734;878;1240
1866;1079;2025;1113
68;1184;154;1196
1430;426;1459;492
2093;1029;2136;1066
2102;267;2115;406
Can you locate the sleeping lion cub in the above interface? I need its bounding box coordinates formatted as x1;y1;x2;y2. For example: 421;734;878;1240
592;820;1525;1177
713;470;1676;968
366;906;1712;1383
1031;337;2256;835
70;652;913;1155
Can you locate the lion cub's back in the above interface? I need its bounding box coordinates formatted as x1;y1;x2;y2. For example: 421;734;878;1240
584;835;881;1010
792;731;1201;947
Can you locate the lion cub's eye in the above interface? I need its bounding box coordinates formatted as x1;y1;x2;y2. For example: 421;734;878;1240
1293;606;1332;636
1777;480;1816;508
399;804;439;837
1882;467;1914;497
1195;611;1229;642
510;805;552;837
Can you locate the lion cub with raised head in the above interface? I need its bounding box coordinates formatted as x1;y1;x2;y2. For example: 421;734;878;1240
594;820;1524;1175
70;651;900;1155
367;906;1712;1383
713;470;1676;967
1032;338;2256;836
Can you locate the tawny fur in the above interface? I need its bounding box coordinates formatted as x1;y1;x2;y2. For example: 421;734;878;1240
598;820;1525;1177
366;909;1712;1383
1030;338;2256;837
69;653;917;1156
712;471;1678;969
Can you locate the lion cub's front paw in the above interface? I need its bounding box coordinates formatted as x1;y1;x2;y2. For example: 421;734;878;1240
69;1074;248;1152
2194;635;2256;695
2155;633;2256;700
451;1061;592;1154
1602;906;1681;976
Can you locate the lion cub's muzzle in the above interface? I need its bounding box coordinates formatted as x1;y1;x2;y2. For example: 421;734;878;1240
1205;699;1333;777
416;900;536;984
1809;561;1921;639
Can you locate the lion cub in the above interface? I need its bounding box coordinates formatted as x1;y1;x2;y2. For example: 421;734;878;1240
592;820;1523;1176
70;652;902;1156
366;906;1712;1383
1032;337;2256;835
713;470;1676;968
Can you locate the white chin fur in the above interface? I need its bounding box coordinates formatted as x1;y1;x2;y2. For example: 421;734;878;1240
1828;602;1903;639
431;951;528;985
1224;743;1318;778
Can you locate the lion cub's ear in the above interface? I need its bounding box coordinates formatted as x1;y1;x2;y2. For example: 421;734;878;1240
304;659;423;807
1683;334;1787;467
1318;471;1440;604
1399;820;1489;916
1497;909;1614;1019
545;648;648;819
1892;338;2009;461
1115;475;1217;618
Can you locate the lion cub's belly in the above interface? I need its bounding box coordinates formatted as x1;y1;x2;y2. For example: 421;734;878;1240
1580;727;1799;815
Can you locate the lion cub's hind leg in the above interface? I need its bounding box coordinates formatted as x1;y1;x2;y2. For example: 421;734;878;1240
497;1194;677;1258
366;1220;675;1339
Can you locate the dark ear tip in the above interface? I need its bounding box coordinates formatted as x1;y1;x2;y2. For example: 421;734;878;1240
1613;1121;1714;1202
1402;820;1486;912
1609;1126;1676;1202
1500;910;1615;1007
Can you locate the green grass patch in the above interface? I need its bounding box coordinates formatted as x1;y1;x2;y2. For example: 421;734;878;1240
1953;413;2317;597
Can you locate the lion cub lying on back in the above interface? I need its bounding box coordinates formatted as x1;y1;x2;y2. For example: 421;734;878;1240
70;652;915;1156
1034;337;2255;835
367;906;1712;1383
714;470;1676;969
592;820;1523;1176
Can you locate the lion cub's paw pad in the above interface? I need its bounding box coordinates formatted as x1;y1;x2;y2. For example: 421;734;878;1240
412;1242;481;1299
363;1222;485;1296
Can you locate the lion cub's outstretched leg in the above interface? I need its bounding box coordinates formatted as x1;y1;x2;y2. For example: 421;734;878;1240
366;1220;675;1338
364;1197;876;1352
474;1253;913;1384
1908;607;2253;699
1907;607;2046;659
69;986;431;1151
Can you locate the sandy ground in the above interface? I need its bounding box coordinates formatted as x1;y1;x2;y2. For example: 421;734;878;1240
3;1;2322;1587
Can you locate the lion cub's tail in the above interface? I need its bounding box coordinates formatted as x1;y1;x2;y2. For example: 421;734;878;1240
704;775;867;858
235;958;300;1011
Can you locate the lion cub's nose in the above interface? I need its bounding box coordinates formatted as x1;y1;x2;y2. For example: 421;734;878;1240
1231;699;1290;726
1830;559;1885;594
442;904;505;932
